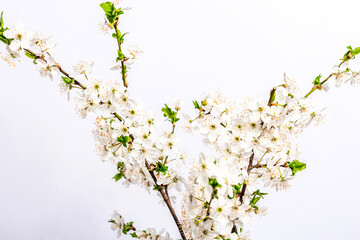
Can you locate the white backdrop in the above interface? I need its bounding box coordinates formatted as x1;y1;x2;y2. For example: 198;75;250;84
0;0;360;239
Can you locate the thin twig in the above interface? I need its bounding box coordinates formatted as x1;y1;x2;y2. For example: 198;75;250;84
239;152;254;205
113;19;128;88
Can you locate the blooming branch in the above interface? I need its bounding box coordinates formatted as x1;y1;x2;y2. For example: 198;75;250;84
1;2;360;240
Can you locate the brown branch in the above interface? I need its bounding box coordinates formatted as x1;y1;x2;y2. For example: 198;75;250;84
24;48;86;90
239;152;254;205
249;162;288;171
57;65;86;90
23;48;128;121
145;160;187;240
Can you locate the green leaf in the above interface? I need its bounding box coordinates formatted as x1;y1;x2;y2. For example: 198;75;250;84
100;2;124;24
61;76;74;85
117;50;125;61
153;184;161;190
155;161;168;175
313;74;322;86
227;183;242;199
233;183;242;193
100;2;117;24
227;193;235;199
343;45;358;60
248;189;268;207
250;196;261;206
269;88;276;105
117;161;125;171
288;160;306;175
120;32;128;44
252;189;268;198
117;135;131;147
193;100;201;110
113;8;124;17
0;34;6;44
0;33;11;45
208;178;222;188
114;29;121;38
0;12;4;29
161;104;179;124
130;232;137;238
353;47;360;56
122;222;134;234
25;51;37;60
113;172;124;181
114;162;125;182
100;2;114;14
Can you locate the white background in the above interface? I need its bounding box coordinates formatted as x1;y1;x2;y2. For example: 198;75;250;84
1;0;360;239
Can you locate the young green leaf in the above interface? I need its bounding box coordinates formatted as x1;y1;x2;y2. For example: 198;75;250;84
208;178;222;188
61;76;74;85
100;2;124;24
113;172;124;181
288;160;306;175
100;2;114;14
268;88;276;106
113;29;121;38
227;183;242;199
155;161;168;175
161;104;180;124
122;222;134;234
313;74;322;86
353;47;360;56
0;34;10;45
117;161;125;170
252;189;268;198
117;135;131;147
193;100;201;110
343;45;360;60
117;50;125;61
250;196;261;206
113;162;125;182
24;51;36;59
120;32;128;43
0;12;4;29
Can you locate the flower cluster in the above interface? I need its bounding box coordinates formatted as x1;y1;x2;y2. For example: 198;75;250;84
92;97;185;193
180;75;324;239
0;22;56;67
110;211;172;240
